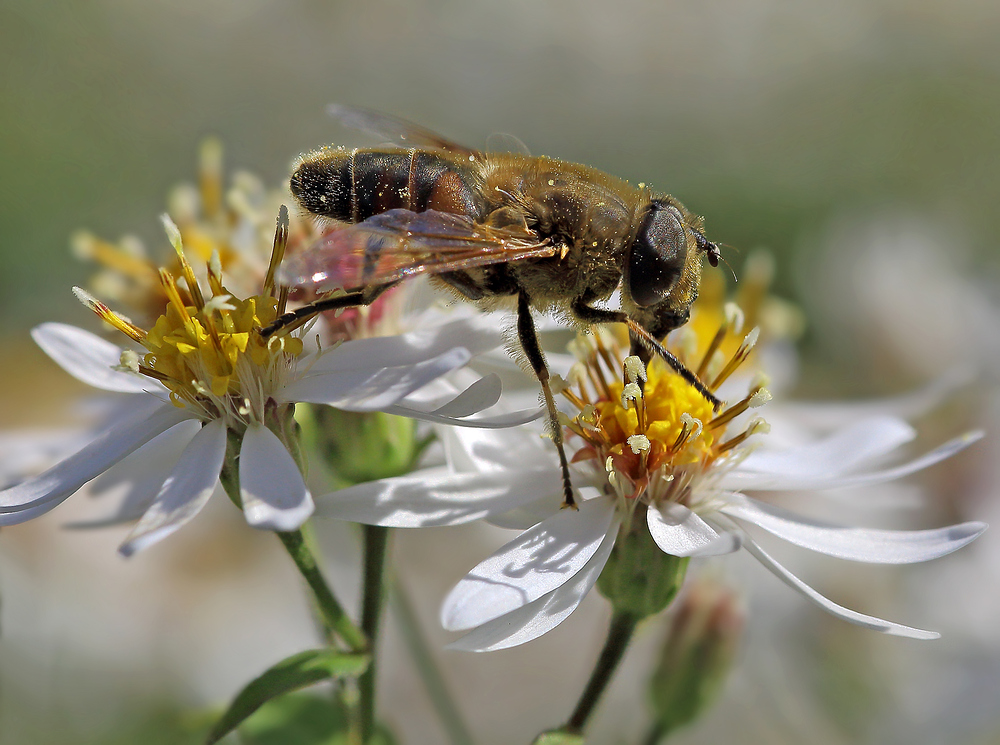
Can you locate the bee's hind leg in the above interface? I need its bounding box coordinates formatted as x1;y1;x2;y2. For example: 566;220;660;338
259;281;400;338
516;290;577;510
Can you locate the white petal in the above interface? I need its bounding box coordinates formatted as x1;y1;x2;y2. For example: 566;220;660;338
742;537;940;639
486;492;565;530
426;373;501;417
382;372;544;427
731;416;916;483
442;425;550;474
239;423;313;531
384;402;544;429
771;368;974;432
305;317;500;374
315;467;559;527
278;348;471;411
725;430;983;492
441;497;616;631
31;323;152;394
721;493;986;564
446;517;619;652
118;420;227;556
0;404;193;524
65;419;203;529
647;503;742;557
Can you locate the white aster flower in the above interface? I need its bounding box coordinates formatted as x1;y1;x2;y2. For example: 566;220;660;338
318;324;986;651
0;214;530;557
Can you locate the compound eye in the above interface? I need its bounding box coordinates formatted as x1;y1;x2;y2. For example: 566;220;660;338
627;204;688;307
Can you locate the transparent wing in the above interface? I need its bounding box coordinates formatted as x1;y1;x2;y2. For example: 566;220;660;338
326;104;478;156
484;132;532;156
279;208;555;292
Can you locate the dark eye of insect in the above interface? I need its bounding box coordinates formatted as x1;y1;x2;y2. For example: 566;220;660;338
627;203;688;307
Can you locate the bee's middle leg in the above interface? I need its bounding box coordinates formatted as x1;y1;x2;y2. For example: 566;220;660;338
517;289;576;509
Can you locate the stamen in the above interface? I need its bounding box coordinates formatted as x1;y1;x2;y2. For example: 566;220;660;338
207;249;226;297
549;373;570;395
72;287;146;343
724;302;745;335
696;323;728;379
681;412;704;441
707;387;771;431
594;330;621;382
621;382;643;408
586;356;613;402
671;413;704;452
158;270;192;325
750;371;770;394
161;214;205;311
137;364;172;384
627;434;650;454
118;349;140;373
262;206;290;299
560;385;588;412
717;416;769;453
710;327;760;390
578;404;599;427
277;284;291;316
70;231;158;283
199;137;224;219
623;355;647;385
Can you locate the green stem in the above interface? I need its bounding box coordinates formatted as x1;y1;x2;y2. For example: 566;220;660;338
358;525;390;743
276;529;368;653
391;577;476;745
643;722;666;745
217;425;366;654
565;611;638;733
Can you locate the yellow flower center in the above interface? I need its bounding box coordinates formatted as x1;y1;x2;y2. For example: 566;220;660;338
562;319;769;507
144;289;302;403
76;211;303;426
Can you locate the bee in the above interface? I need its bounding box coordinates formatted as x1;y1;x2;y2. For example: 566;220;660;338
262;106;723;508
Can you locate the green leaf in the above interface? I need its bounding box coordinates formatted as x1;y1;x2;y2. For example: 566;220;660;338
532;732;585;745
240;693;349;745
205;649;370;744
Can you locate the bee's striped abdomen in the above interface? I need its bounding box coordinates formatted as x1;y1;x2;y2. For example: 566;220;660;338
290;148;485;224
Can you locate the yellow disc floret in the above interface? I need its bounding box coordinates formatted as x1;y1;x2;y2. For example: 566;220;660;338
562;317;769;508
76;211;303;428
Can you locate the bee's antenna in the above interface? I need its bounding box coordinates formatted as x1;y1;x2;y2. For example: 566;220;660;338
720;254;738;284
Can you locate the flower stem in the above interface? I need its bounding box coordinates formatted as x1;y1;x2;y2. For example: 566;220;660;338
565;611;638;733
276;528;368;653
643;722;667;745
358;524;390;742
218;425;366;653
391;576;476;745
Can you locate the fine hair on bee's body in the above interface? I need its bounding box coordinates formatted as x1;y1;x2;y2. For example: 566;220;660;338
264;108;724;508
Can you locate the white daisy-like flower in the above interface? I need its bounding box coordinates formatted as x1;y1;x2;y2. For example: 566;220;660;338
317;324;986;651
0;213;535;557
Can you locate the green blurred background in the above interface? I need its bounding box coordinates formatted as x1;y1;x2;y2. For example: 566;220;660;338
2;1;999;743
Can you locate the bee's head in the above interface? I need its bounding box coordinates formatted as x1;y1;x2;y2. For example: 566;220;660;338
626;199;717;303
625;198;721;338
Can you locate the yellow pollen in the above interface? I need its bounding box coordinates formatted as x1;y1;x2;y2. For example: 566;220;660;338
594;358;716;469
563;313;772;506
143;291;302;403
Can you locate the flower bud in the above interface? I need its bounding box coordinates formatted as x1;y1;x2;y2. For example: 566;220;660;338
596;504;689;619
648;574;744;735
307;406;426;487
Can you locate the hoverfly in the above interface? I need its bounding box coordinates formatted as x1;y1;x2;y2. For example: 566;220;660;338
262;105;723;508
